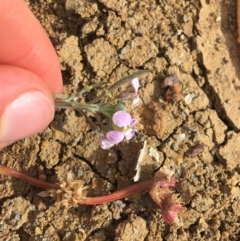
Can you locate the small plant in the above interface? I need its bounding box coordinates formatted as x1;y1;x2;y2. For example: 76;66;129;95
0;71;184;225
54;70;147;149
0;164;183;225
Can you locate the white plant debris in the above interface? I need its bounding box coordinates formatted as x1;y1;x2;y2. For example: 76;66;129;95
133;141;147;182
149;147;160;162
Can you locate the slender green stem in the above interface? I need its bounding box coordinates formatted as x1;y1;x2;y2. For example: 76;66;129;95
54;82;108;102
89;70;149;104
54;100;100;112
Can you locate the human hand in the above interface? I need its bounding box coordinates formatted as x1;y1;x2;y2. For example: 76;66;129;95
0;0;63;149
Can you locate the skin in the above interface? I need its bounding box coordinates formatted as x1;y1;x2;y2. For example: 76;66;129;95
0;0;63;149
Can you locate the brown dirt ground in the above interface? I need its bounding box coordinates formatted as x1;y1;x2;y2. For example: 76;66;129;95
1;0;240;240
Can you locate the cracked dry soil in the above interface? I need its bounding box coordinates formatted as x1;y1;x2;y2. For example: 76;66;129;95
0;0;240;240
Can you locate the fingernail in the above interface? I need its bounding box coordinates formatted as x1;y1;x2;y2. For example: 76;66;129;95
0;92;54;143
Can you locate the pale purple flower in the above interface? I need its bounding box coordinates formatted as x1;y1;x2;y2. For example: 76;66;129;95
99;136;114;149
99;111;136;149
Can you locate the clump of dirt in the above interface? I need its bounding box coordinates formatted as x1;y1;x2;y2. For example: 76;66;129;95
218;133;240;170
0;197;34;240
114;214;148;241
1;0;240;240
84;38;119;77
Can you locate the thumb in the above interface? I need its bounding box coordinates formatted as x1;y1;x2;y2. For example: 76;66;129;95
0;65;55;149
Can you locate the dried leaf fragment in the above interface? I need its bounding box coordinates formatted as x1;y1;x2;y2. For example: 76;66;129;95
185;143;204;157
133;141;147;182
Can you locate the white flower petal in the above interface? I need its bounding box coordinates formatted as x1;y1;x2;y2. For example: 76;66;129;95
131;78;139;92
125;129;135;140
132;96;140;107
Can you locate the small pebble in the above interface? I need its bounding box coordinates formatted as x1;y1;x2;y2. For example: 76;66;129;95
216;16;221;22
172;142;179;151
216;37;223;43
173;133;186;142
180;34;185;40
39;174;47;181
184;93;196;104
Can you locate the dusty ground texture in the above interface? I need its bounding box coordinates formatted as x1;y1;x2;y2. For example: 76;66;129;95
0;0;240;240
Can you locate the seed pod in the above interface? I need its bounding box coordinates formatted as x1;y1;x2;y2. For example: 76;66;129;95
185;143;204;157
161;74;179;88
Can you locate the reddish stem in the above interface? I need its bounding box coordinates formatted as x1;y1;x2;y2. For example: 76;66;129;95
0;164;152;205
0;164;59;190
79;180;152;205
